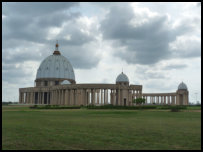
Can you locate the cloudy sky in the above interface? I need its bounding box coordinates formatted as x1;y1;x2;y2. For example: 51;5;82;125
2;2;201;103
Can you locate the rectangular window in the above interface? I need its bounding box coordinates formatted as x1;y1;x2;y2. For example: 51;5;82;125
44;81;48;86
55;81;59;85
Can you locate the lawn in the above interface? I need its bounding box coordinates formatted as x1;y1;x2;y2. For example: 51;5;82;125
2;105;201;150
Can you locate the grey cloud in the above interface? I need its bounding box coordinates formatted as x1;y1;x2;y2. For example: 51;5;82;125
2;2;81;44
3;2;79;17
2;40;49;64
60;44;100;69
100;5;200;65
2;11;80;44
144;80;177;93
3;2;100;69
135;66;168;80
162;64;187;70
139;71;168;80
3;49;42;64
2;63;31;83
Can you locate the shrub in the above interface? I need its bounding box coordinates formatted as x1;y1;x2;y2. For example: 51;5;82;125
85;104;157;110
170;106;182;112
29;105;81;109
133;98;145;105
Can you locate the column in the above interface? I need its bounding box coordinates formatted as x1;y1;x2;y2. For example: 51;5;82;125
60;90;62;105
50;91;53;105
28;92;30;104
64;90;67;105
27;92;29;104
19;92;21;104
31;92;33;104
60;90;63;105
120;89;123;106
24;92;27;104
97;90;100;104
171;96;177;105
91;89;95;105
110;90;113;104
171;96;174;105
72;89;75;105
73;89;75;105
183;94;186;105
56;90;58;105
174;96;177;105
160;96;162;104
103;89;106;105
27;93;29;104
101;89;103;105
30;92;33;104
163;96;166;105
40;92;42;104
52;91;54;105
53;91;55;104
52;91;54;104
21;92;24;104
140;91;142;98
158;96;160;104
84;89;87;106
55;90;57;105
87;90;90;105
113;90;116;105
38;92;40;104
61;90;63;105
63;90;66;105
106;89;108;104
54;90;57;105
67;90;70;105
33;92;35;104
118;89;121;106
42;92;44;104
168;96;170;105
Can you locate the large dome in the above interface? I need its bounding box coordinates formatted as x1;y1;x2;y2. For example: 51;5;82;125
36;44;75;81
178;82;188;90
116;72;129;83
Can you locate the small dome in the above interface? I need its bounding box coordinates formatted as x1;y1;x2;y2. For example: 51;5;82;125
178;82;188;90
116;72;129;83
61;80;71;85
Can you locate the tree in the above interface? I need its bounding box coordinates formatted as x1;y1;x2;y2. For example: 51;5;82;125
133;98;145;105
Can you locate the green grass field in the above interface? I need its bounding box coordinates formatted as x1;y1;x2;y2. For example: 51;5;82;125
2;105;201;150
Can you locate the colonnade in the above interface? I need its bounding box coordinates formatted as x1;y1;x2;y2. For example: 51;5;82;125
19;87;142;106
142;93;177;105
19;85;187;106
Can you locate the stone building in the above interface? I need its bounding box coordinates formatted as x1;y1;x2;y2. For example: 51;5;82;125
19;43;189;105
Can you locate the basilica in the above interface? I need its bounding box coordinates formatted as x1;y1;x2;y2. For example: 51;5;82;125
19;43;189;106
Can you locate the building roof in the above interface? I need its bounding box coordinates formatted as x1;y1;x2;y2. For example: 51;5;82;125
178;82;188;90
36;44;75;80
116;72;129;83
